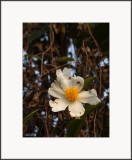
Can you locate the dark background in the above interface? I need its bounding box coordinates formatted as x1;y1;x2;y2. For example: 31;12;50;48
23;23;109;137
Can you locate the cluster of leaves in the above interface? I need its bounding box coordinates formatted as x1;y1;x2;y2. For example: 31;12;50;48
23;23;109;137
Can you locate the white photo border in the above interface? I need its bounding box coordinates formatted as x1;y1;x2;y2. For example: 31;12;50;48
1;1;131;159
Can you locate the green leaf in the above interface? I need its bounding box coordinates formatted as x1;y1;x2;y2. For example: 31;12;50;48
23;109;39;126
88;23;95;31
81;102;102;118
64;132;67;137
29;25;48;44
65;119;84;137
93;23;109;56
57;57;74;63
83;77;96;90
65;102;102;137
25;54;41;61
61;24;66;34
23;23;32;29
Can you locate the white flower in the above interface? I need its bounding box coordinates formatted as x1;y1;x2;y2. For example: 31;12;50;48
48;67;101;118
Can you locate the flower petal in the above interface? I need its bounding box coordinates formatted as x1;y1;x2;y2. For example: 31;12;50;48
56;68;70;91
68;101;85;117
90;89;97;96
51;82;64;94
56;69;63;77
57;75;70;91
78;90;101;105
60;77;70;91
49;98;69;112
48;88;65;99
69;76;84;92
63;67;71;77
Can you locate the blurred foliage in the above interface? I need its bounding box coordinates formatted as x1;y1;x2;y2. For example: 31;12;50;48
23;23;109;137
23;109;39;126
65;119;84;137
65;102;102;137
57;57;74;63
82;77;96;90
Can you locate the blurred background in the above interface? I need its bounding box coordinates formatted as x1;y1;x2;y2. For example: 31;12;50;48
23;23;109;137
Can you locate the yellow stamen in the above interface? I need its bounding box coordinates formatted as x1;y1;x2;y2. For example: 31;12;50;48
64;87;79;101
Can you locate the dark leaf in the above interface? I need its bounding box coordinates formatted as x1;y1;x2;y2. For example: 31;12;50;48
25;54;41;61
81;102;102;118
83;77;96;90
65;102;102;137
29;25;48;44
23;109;39;126
57;57;74;63
65;119;84;137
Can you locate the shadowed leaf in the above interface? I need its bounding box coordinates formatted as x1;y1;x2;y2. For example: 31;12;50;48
65;119;84;137
25;54;41;61
82;102;102;118
57;57;74;63
29;25;48;44
65;102;102;137
83;77;96;90
23;109;39;126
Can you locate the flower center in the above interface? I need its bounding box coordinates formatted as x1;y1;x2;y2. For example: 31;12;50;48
64;87;79;101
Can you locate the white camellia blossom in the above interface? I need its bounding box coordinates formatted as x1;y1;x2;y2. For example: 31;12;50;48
48;67;101;117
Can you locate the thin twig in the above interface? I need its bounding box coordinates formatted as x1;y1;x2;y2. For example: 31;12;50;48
82;40;89;76
100;66;102;97
94;109;98;137
42;63;70;76
87;24;100;53
41;52;45;77
85;117;89;137
45;109;49;137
